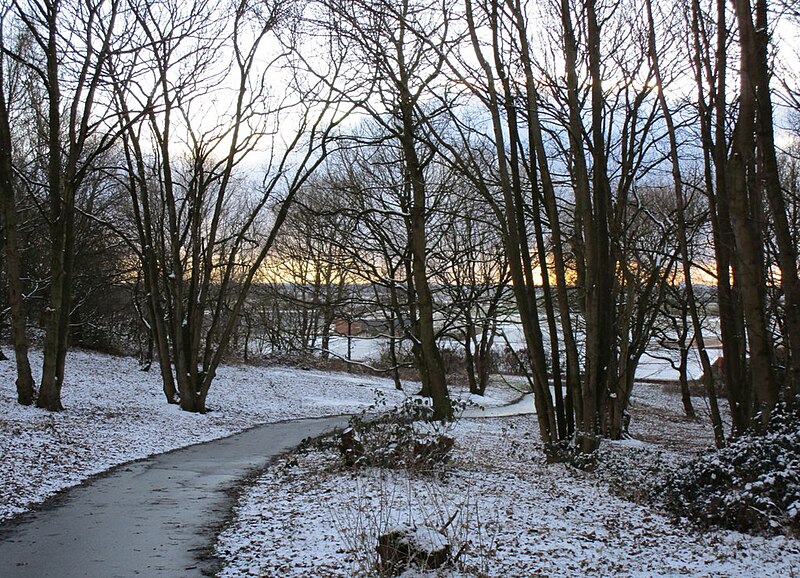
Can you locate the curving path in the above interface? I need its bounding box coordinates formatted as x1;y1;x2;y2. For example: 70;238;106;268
0;415;348;577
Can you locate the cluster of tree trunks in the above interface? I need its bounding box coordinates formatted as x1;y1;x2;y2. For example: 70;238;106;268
1;0;798;457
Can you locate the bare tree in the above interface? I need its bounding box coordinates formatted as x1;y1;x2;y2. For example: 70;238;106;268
729;0;800;426
262;181;353;357
309;0;455;419
646;0;724;445
386;0;672;451
112;0;347;411
1;0;132;410
433;187;512;396
0;6;34;404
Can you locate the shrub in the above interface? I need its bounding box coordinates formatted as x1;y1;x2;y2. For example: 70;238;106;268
340;396;456;473
666;403;800;536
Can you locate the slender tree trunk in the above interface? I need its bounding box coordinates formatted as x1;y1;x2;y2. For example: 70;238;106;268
463;0;557;444
402;122;450;419
747;0;800;401
38;194;74;411
118;107;179;404
528;169;567;437
510;0;574;432
710;0;749;433
347;322;352;364
394;6;450;420
38;0;119;410
728;0;776;430
38;6;68;411
647;0;724;445
516;20;580;433
560;0;615;452
559;0;595;449
0;69;35;405
477;288;503;396
690;0;748;435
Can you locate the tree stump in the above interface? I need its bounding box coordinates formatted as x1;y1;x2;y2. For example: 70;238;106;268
339;427;364;467
376;523;450;576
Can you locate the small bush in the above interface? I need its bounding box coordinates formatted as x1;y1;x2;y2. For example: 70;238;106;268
496;346;530;375
666;404;800;536
593;444;676;505
341;396;456;473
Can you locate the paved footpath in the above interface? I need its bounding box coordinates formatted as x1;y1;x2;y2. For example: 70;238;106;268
0;415;348;577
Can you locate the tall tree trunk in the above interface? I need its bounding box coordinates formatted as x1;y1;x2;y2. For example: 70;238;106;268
38;198;74;411
559;0;596;449
691;0;749;435
647;0;724;446
564;0;615;452
747;0;800;401
117;95;179;404
463;0;557;443
0;67;35;405
38;5;68;411
401;119;450;420
728;0;776;430
394;3;450;421
513;0;580;434
36;0;118;410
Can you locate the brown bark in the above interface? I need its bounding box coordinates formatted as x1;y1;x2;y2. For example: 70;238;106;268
728;0;777;430
37;1;69;412
747;0;800;402
709;0;749;431
524;81;581;436
33;0;119;411
559;0;595;450
588;0;617;445
690;0;749;435
463;0;557;443
646;0;724;446
557;0;614;451
397;44;451;421
0;52;35;405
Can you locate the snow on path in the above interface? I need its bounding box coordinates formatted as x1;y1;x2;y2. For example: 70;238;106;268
0;349;412;522
461;393;535;417
0;349;521;522
0;415;348;578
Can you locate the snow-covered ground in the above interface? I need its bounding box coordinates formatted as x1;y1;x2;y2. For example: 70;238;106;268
4;346;796;577
636;347;723;382
0;349;504;522
0;348;523;522
215;384;798;577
